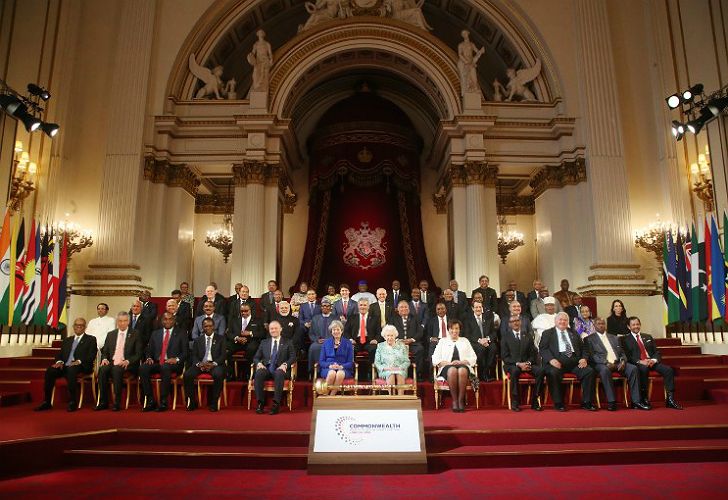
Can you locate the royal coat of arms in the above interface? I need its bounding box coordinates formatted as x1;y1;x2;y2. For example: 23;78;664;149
343;222;387;270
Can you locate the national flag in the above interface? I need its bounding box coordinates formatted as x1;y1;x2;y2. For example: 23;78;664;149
662;232;669;325
57;234;68;328
666;230;681;324
6;216;21;325
12;218;26;325
709;214;726;322
706;215;714;320
724;210;728;321
20;220;39;325
46;230;59;328
0;211;12;325
35;226;50;326
691;221;707;322
676;231;690;322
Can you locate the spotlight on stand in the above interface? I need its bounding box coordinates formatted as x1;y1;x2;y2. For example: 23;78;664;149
40;122;59;138
706;96;728;117
27;83;50;101
1;78;60;138
666;94;681;109
671;120;685;140
0;94;22;115
681;83;704;103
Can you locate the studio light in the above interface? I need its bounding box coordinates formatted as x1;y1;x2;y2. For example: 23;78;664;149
0;94;22;115
671;120;685;140
27;83;50;101
682;83;703;103
686;118;705;135
40;122;59;137
706;96;728;117
666;94;681;109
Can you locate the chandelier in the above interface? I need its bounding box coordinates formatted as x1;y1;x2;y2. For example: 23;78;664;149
497;215;524;264
206;213;233;263
55;219;94;260
8;141;36;214
691;146;714;212
634;214;672;265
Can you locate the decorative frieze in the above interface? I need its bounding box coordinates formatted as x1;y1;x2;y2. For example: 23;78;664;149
195;193;234;214
143;157;200;196
529;158;586;199
496;193;535;215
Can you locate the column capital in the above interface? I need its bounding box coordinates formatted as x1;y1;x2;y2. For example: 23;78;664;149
232;160;268;186
464;161;498;186
144;156;200;196
530;158;586;198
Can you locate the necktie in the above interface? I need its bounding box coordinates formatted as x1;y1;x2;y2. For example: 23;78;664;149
242;317;249;332
359;316;366;344
413;302;419;314
132;315;138;329
560;330;573;357
322;316;329;339
393;292;398;304
380;303;386;327
342;300;348;314
205;335;212;362
453;293;458;304
601;334;616;364
515;331;520;341
67;336;80;365
160;329;170;364
402;318;408;338
113;331;126;366
440;317;447;338
477;316;483;338
269;340;279;373
275;302;279;314
636;335;648;360
310;302;314;314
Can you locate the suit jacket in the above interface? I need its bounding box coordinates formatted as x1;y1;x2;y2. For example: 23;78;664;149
391;314;423;343
195;294;227;317
585;332;626;365
343;312;382;344
386;290;409;308
442;300;465;321
452;290;468;307
564;305;580;325
146;327;187;364
57;334;97;373
298;301;321;326
319;337;354;377
408;300;429;327
623;332;662;364
260;291;277;314
530;298;562;318
333;298;357;323
191;314;227;340
140;301;158;319
425;314;452;341
129;312;154;343
370;301;394;327
190;333;226;366
226;315;265;344
253;336;297;372
227;296;259;323
539;327;585;364
526;290;539;304
309;314;335;343
502;290;528;311
464;311;496;343
100;329;143;366
471;286;498;312
178;300;192;320
501;328;539;367
154;311;190;334
271;314;300;344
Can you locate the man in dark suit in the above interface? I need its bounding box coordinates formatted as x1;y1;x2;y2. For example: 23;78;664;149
171;289;192;322
498;290;517;322
195;284;227;317
191;300;226;341
308;298;335;377
184;317;226;411
408;288;430;328
371;288;394;329
499;299;531;339
442;288;465;321
343;298;381;378
426;302;451;364
391;300;425;380
139;312;187;412
502;280;528;312
564;294;583;326
272;301;302;349
333;284;356;325
35;318;97;412
501;316;544;411
584;317;646;411
539;312;596;411
227;283;258;324
95;312;143;411
226;303;264;380
448;279;468;308
471;275;498;313
464;301;497;381
253;321;297;415
298;289;321;333
155;299;190;332
260;280;279;320
264;290;285;326
525;279;543;306
130;300;154;348
386;280;408;309
623;316;682;409
139;290;158;318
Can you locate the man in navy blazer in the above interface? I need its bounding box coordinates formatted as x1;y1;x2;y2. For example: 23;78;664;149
191;300;226;341
343;298;382;380
298;289;321;332
226;302;265;380
391;301;424;380
308;298;335;377
408;289;430;328
333;284;356;324
253;321;297;415
139;313;187;412
184;318;226;411
35;317;97;412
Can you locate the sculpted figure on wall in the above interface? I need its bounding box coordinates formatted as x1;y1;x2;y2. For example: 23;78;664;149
224;78;237;99
299;0;347;32
189;53;225;99
457;30;485;96
247;29;273;93
497;59;542;102
385;0;433;30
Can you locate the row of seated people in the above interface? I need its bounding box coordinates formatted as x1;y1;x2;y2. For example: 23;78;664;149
35;304;682;414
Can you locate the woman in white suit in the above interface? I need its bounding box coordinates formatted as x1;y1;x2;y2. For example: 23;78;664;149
432;319;477;412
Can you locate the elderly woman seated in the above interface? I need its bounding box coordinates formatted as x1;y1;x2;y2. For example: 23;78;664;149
374;325;411;395
318;320;354;395
432;319;477;412
574;305;596;338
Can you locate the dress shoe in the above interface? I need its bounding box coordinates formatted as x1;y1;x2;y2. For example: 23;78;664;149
208;406;218;412
270;403;280;415
186;403;198;412
631;401;650;410
456;407;465;413
111;404;121;412
642;400;652;409
554;404;566;412
580;402;598;412
666;397;684;410
156;404;168;412
142;404;156;413
531;403;543;411
94;403;108;411
511;405;521;412
255;401;265;414
607;402;618;412
67;403;78;412
34;401;52;412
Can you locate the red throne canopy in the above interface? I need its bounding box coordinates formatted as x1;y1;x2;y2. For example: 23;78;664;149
294;88;436;294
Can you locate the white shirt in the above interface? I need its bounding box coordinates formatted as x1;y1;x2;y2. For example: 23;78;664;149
87;316;115;350
532;313;556;348
556;329;573;353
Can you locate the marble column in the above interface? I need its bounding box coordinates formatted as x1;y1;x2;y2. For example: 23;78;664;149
262;168;281;294
464;162;499;294
231;161;267;296
73;0;155;309
449;167;468;291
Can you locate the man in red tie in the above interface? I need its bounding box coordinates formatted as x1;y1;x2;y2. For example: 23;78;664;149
334;284;353;324
623;316;682;410
139;313;187;412
343;298;381;380
426;301;449;365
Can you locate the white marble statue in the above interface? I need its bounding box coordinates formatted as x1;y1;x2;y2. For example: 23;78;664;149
504;59;541;102
457;30;485;96
189;53;224;99
224;78;237;99
247;29;273;93
492;79;505;101
299;0;346;32
386;0;432;30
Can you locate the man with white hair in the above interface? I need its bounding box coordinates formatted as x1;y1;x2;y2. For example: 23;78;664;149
532;296;558;347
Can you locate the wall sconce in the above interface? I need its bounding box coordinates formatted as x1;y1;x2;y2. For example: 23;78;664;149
8;141;36;214
691;146;714;212
634;213;672;266
54;218;93;261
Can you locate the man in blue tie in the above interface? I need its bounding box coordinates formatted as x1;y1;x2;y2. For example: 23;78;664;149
308;297;334;377
539;312;596;412
35;318;97;412
184;318;225;412
253;321;297;415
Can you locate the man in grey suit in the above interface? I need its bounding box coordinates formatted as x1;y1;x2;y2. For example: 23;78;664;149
584;317;647;411
191;300;226;341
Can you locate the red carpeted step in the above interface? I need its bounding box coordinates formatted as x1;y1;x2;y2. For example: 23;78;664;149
51;340;62;348
675;366;728;377
32;347;60;357
659;346;703;355
708;389;728;404
0;391;32;407
655;338;683;346
0;367;47;379
8;357;55;368
662;355;726;366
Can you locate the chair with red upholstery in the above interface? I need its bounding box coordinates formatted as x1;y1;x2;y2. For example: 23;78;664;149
543;372;578;406
433;365;479;409
594;372;629;409
501;360;540;410
372;363;417;396
97;370;138;410
247;363;297;411
312;362;359;398
51;360;97;409
194;373;228;410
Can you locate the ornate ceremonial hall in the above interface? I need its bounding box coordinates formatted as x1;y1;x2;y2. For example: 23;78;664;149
0;0;727;495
